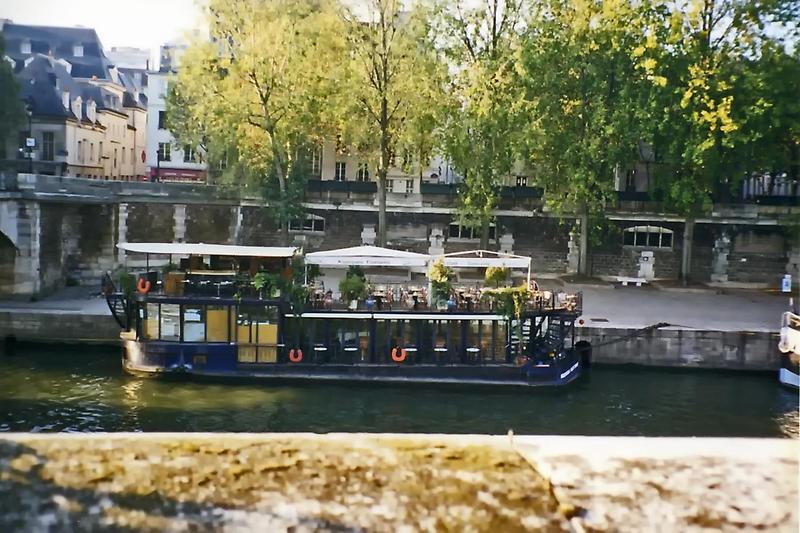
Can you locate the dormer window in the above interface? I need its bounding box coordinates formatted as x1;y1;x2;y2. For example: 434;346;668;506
73;44;84;57
21;41;31;54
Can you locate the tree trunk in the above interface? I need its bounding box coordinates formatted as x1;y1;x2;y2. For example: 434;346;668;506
681;217;695;285
480;216;490;250
271;137;289;246
377;168;387;247
578;211;589;276
378;94;389;247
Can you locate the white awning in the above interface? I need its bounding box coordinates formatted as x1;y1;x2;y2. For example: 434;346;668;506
437;250;531;270
305;245;429;268
117;242;297;258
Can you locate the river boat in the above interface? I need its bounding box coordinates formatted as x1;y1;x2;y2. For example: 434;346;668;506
778;311;800;390
104;243;587;388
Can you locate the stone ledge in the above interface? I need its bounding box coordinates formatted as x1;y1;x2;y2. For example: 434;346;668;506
0;434;796;532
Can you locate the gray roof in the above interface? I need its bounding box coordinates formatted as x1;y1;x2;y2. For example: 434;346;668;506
3;23;112;79
15;54;124;122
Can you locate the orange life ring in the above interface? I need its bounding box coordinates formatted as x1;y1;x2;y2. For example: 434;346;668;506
391;347;407;363
136;277;151;294
288;349;303;363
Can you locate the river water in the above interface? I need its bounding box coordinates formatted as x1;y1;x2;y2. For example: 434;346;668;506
0;345;797;437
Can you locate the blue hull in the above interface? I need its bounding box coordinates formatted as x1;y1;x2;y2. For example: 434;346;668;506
123;340;582;388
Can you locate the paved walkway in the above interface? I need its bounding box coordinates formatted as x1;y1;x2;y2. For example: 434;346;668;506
0;286;108;315
570;284;787;332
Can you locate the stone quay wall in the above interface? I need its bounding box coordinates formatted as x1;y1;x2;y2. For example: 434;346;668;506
0;433;796;532
577;326;780;370
0;310;119;346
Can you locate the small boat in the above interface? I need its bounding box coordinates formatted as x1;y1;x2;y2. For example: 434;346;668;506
105;242;588;388
778;311;800;390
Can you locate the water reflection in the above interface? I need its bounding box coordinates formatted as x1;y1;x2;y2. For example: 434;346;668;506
0;346;797;437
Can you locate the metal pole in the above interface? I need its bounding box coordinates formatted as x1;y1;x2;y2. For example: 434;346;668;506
27;112;33;174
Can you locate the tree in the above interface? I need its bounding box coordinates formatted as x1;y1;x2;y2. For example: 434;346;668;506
643;0;800;281
0;36;23;150
339;0;446;247
518;0;661;274
167;0;347;244
434;0;527;250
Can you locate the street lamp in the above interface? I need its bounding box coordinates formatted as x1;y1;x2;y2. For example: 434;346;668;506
24;98;34;174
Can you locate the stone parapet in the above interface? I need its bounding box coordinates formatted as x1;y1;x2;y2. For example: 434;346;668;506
0;433;795;531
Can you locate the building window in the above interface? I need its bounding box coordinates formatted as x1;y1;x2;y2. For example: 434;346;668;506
310;145;322;176
41;132;54;161
73;44;84;57
449;223;496;241
114;148;118;169
77;140;82;163
334;161;346;181
183;145;195;163
122;145;126;163
21;41;31;54
515;175;528;187
623;225;673;248
289;214;325;233
158;111;167;130
99;141;103;161
130;148;134;165
356;163;369;181
405;179;414;194
90;143;94;162
158;142;171;161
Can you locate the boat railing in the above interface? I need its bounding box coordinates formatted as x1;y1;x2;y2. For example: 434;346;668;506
113;270;583;316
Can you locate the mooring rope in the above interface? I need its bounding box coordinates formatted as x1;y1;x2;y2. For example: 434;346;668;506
591;322;673;348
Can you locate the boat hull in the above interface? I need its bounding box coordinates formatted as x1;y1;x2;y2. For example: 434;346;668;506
779;353;800;390
122;338;582;388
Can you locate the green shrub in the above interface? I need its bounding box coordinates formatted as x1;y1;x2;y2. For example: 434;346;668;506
484;266;509;287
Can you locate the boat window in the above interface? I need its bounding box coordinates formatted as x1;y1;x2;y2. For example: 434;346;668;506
159;304;181;342
144;303;160;340
448;321;462;362
375;320;389;363
402;320;417;350
479;321;495;362
206;305;231;342
466;321;482;363
237;304;279;363
182;306;205;342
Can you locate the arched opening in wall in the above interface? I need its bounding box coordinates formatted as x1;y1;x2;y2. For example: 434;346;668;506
0;232;18;295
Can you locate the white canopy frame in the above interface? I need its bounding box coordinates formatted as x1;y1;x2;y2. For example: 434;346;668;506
305;246;534;289
117;242;297;258
437;249;533;287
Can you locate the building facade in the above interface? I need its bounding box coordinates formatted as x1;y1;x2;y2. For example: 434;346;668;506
144;40;207;182
0;22;147;180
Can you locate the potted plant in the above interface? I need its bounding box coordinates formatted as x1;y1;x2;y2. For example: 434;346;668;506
339;274;366;310
428;258;454;310
252;272;282;299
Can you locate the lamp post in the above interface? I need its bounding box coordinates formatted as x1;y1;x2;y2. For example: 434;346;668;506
24;99;34;174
